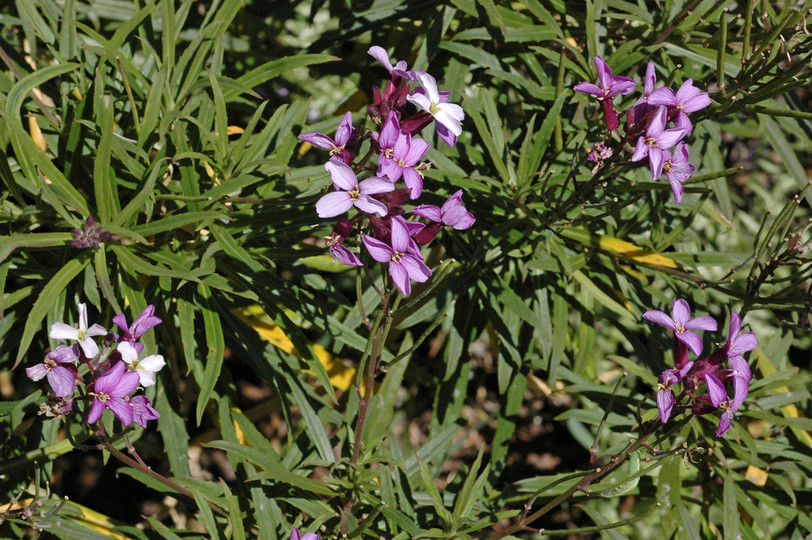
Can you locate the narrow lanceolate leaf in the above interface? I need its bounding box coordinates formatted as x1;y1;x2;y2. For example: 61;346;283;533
559;228;680;269
15;257;90;368
195;284;225;426
0;233;73;264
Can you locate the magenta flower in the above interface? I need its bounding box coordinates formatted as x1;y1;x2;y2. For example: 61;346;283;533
290;528;319;540
71;216;112;249
648;79;712;134
574;56;637;100
298;111;356;164
631;106;686;180
725;313;757;363
50;302;107;358
363;216;431;295
643;298;717;356
407;71;465;147
656;361;694;423
367;46;412;79
662;142;695;204
325;219;362;267
316;158;394;218
586;143;613;175
635;62;658;105
87;362;140;425
130;395;160;428
413;190;475;230
705;372;748;437
378;132;430;199
26;344;80;398
113;305;162;343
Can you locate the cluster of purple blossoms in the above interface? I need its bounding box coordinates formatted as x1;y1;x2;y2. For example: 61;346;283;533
575;57;713;205
27;302;164;428
299;46;475;296
644;299;757;437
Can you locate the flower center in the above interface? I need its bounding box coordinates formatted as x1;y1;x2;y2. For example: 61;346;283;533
93;391;111;403
644;136;658;148
674;323;685;333
329;144;345;156
77;329;87;341
429;102;440;115
663;161;673;173
383;147;394;159
719;400;730;412
348;186;361;200
45;358;57;369
390;251;403;264
397;158;406;167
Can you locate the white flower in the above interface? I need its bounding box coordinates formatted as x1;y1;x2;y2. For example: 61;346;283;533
118;341;165;387
49;302;107;358
407;71;465;139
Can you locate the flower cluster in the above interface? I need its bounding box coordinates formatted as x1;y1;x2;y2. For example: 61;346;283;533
299;46;475;295
644;299;757;437
27;302;164;428
575;57;712;205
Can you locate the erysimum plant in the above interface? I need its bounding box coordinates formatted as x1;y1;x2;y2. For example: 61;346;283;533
0;1;810;539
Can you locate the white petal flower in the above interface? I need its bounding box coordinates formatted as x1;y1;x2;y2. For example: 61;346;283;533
118;341;166;387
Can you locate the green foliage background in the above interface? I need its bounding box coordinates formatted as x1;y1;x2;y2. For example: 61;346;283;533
0;0;810;538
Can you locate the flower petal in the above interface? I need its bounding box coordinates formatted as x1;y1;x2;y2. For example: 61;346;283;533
362;236;393;263
298;133;334;149
657;388;675;423
685;315;718;332
359;177;396;196
705;373;727;408
730;375;749;411
47;366;76;398
353;195;389;217
50;322;79;341
390;216;410;252
324;158;358;191
26;363;48;381
108;397;134;426
316;192;354;218
87;399;106;424
647;87;676;107
676;330;704;356
642;310;675;329
400;253;431;283
389;261;411;295
716;411;733;437
413;204;442;223
671;299;691;326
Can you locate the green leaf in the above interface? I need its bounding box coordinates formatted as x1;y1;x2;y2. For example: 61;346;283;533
195;284;225;425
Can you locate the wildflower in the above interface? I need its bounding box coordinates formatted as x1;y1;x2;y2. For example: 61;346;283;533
87;362;140;426
656;361;694;423
574;56;637;101
574;56;636;131
316;158;394;218
118;341;165;387
635;62;658;105
413;190;475;230
113;305;162;343
724;313;757;364
290;528;319;540
368;46;411;79
407;71;465;147
71;216;112;249
643;298;717;356
130;395;160;428
378;131;430;199
26;344;80;398
630;106;686;180
298;111;357;165
49;303;107;358
363;215;431;295
647;79;712;134
662;142;695;204
705;372;749;437
586;143;613;175
326;219;362;267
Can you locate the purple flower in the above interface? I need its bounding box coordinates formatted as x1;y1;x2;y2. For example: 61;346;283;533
50;302;107;358
656;361;694;423
130;395;160;428
113;305;162;343
662;142;695;204
407;72;464;147
118;341;165;387
71;216;112;249
643;298;717;356
586;143;613;175
725;313;757;362
290;528;319;540
648;79;713;134
316;158;394;218
413;190;476;230
26;344;80;398
87;362;140;425
367;46;412;79
378;131;430;199
298;111;356;164
630;106;686;180
705;372;748;437
574;56;637;100
635;62;658;105
363;216;431;295
326;219;362;267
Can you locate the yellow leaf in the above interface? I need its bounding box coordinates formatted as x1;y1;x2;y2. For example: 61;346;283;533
598;236;679;269
28;116;48;152
754;345;812;448
231;307;357;392
745;465;768;487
